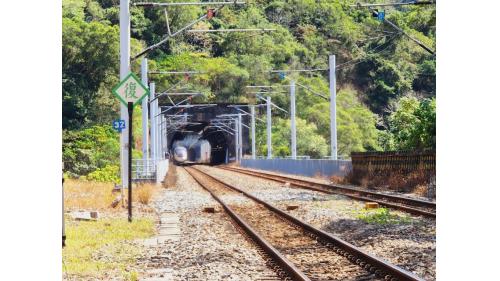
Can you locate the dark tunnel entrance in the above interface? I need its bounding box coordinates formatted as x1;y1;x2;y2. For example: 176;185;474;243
168;123;229;165
163;104;250;165
203;128;228;165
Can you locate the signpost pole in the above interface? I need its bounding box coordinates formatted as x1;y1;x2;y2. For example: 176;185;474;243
128;102;133;222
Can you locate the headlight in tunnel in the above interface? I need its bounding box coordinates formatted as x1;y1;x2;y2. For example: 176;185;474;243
173;146;188;162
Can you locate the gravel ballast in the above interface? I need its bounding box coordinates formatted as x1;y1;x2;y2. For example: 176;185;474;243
199;165;436;280
136;166;280;281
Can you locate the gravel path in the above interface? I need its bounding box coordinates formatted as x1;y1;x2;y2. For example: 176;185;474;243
199;165;436;280
136;166;280;281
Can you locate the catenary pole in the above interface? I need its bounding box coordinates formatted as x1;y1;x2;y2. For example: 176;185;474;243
329;55;338;160
149;83;156;162
141;58;149;173
119;0;130;188
238;113;243;159
290;80;297;160
162;115;167;158
234;119;239;162
155;99;160;160
266;96;272;159
251;106;256;159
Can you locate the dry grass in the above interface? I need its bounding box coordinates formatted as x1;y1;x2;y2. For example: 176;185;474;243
413;184;429;197
64;179;161;212
64;179;117;211
164;163;177;188
330;175;344;184
134;183;154;205
343;167;435;197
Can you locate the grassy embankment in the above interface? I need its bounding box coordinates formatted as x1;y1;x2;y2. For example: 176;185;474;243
63;179;159;280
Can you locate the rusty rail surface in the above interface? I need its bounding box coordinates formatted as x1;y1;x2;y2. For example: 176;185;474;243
221;166;436;218
188;166;425;281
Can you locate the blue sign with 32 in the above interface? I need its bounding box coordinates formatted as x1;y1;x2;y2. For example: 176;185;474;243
112;119;126;133
378;11;385;21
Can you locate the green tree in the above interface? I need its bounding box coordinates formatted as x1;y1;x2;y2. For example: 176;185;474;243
302;87;381;156
62;17;144;128
62;18;120;129
62;125;120;176
256;117;328;158
388;96;436;150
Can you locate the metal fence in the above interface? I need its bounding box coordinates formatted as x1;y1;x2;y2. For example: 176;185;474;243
132;159;156;180
240;158;352;178
351;150;435;176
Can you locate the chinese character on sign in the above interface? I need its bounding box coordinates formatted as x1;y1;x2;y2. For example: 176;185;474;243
124;82;138;99
112;72;150;107
112;119;126;133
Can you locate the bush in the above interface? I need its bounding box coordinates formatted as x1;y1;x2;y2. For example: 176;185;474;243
63;124;120;176
134;184;154;205
356;207;411;225
87;165;120;183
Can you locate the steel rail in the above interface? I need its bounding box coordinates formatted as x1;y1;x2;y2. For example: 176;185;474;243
221;166;436;218
189;166;424;281
184;167;311;281
223;166;435;208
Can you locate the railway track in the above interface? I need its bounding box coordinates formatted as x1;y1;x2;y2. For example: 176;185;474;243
184;166;424;281
219;166;436;218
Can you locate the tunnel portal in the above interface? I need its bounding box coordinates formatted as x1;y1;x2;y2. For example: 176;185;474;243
164;104;250;165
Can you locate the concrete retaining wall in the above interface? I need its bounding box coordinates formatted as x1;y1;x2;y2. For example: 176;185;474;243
156;159;169;185
240;159;352;178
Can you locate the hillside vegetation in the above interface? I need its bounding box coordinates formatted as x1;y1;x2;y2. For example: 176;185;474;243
62;0;436;178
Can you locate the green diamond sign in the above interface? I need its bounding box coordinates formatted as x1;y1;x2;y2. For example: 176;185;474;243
112;72;150;107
